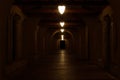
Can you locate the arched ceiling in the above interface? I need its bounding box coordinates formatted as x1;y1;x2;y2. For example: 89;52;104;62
14;0;109;28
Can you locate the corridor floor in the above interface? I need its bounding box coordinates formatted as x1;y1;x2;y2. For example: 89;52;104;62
10;50;116;80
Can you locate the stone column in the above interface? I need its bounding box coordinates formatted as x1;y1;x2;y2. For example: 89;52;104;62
0;0;13;79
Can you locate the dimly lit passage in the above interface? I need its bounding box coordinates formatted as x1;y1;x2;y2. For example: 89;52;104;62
1;0;120;80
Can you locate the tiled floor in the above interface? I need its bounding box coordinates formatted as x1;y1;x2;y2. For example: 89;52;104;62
10;50;117;80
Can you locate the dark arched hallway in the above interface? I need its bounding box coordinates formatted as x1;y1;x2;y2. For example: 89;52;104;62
1;0;120;80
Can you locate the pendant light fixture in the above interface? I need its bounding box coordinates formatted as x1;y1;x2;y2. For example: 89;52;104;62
60;22;65;27
61;35;64;40
58;5;66;15
60;29;64;33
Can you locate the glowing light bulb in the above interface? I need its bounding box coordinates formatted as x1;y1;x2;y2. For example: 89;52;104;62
58;5;66;14
60;29;64;33
60;22;65;27
61;35;64;40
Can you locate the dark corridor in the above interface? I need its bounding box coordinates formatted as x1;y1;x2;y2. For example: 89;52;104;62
1;0;120;80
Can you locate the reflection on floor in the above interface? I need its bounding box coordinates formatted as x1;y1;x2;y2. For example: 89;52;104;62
9;50;117;80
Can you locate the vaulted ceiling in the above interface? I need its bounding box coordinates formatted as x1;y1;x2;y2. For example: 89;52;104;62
15;0;109;28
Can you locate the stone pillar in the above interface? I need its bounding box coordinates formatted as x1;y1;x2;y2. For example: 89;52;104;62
108;0;120;78
38;26;47;55
0;0;13;79
84;16;103;64
23;17;39;61
16;17;24;60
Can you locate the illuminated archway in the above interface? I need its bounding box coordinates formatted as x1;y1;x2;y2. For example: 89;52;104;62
50;29;74;52
51;29;74;39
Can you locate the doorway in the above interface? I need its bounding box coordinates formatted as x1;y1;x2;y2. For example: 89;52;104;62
60;40;66;49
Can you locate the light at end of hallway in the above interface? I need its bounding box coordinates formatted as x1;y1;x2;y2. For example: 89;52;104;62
61;35;64;40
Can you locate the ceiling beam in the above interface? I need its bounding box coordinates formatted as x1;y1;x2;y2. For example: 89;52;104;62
15;0;109;6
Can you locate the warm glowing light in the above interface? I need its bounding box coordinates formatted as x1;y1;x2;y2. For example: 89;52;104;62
58;5;66;14
61;35;64;40
60;22;65;27
60;50;65;62
60;29;64;33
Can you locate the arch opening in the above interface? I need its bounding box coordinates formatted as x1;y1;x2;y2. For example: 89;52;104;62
60;40;66;50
